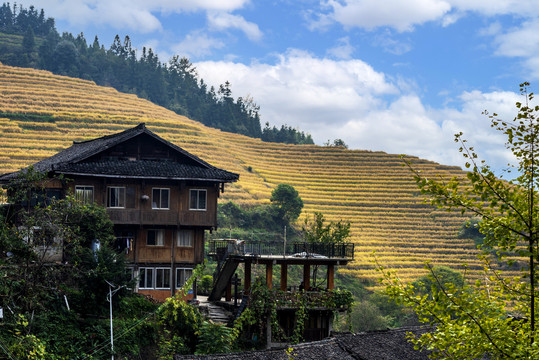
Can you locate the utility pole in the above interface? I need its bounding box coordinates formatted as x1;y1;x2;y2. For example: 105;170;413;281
106;280;124;360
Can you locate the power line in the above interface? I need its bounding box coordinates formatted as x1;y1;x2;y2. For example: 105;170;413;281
0;337;16;360
77;303;163;360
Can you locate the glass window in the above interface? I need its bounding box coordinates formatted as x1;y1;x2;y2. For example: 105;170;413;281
155;268;171;289
189;189;207;210
138;267;154;289
126;187;136;208
152;188;170;209
176;268;193;289
107;187;125;208
177;230;194;247
75;186;93;203
138;267;171;289
147;229;165;246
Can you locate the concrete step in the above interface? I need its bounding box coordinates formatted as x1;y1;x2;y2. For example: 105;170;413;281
204;302;233;324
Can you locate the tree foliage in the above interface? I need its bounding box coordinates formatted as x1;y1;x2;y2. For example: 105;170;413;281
379;82;539;359
261;122;314;145
0;168;152;358
302;212;351;244
324;138;348;149
270;184;304;225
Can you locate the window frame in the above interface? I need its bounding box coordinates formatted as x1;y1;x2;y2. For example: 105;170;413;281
155;267;171;289
75;185;94;204
138;267;154;289
189;189;207;211
177;230;194;247
107;186;125;208
147;229;165;246
152;188;170;210
138;267;171;290
176;267;194;289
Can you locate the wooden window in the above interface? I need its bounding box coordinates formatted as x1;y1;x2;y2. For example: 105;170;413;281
75;186;93;203
107;187;125;208
152;188;170;209
176;268;193;289
147;229;165;246
155;268;171;289
189;189;207;210
138;267;154;289
177;230;194;247
126;187;136;208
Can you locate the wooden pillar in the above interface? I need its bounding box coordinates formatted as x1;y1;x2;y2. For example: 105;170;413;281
327;264;335;290
226;280;232;301
280;264;288;291
266;263;273;289
303;263;310;291
244;261;252;295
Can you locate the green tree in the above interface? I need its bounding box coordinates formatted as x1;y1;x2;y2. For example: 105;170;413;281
302;212;351;244
324;139;348;148
302;212;351;287
270;184;304;224
411;265;465;294
22;25;36;67
379;82;539;358
0;168;144;358
195;321;234;354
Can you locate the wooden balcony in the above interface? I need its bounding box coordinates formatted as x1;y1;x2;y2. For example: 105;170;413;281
107;209;216;227
208;240;355;261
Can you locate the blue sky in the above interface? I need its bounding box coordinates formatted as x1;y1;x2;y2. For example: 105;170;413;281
35;0;539;175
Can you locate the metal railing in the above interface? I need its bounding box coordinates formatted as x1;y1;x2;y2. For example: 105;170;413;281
208;239;354;260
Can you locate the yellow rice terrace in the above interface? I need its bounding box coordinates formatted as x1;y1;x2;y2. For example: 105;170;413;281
0;63;509;285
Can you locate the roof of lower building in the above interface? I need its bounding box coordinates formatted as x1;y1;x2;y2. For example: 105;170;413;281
174;327;432;360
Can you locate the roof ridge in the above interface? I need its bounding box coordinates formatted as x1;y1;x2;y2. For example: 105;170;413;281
73;123;145;145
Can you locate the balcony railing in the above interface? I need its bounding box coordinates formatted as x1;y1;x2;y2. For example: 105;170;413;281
106;209;216;226
208;239;354;260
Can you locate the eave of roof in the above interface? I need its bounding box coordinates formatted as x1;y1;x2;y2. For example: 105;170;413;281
57;172;236;183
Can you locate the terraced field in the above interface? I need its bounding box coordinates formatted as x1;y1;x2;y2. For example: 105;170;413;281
0;64;513;285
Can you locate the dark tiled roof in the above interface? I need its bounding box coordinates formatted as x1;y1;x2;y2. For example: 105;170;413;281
54;160;239;181
336;327;432;360
174;327;432;360
0;123;239;182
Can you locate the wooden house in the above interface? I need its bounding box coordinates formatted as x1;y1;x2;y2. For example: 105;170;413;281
0;123;239;301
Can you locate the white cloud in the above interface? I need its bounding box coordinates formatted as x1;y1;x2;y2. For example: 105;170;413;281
373;30;412;55
327;37;355;59
493;20;539;58
38;0;251;33
322;0;451;32
317;0;539;32
447;0;539;17
484;18;539;80
38;1;158;32
196;50;396;131
207;12;263;41
195;51;521;173
172;31;225;58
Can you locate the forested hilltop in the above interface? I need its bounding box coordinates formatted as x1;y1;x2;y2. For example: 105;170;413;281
0;2;314;145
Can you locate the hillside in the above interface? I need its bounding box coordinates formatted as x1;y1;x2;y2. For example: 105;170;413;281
0;3;314;146
0;64;512;285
